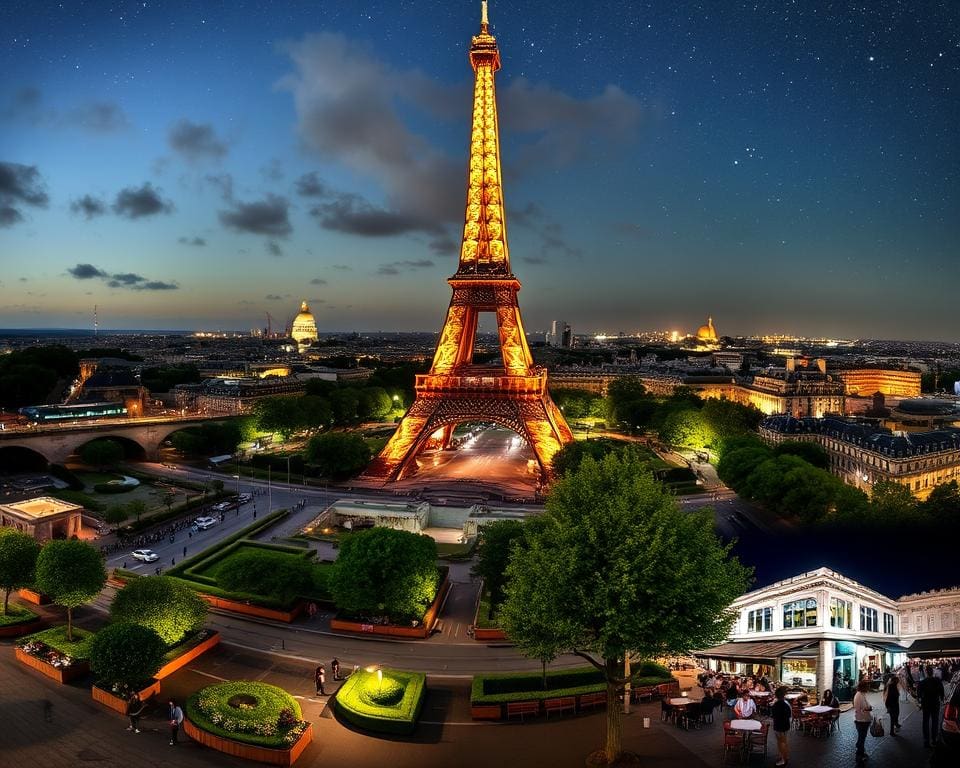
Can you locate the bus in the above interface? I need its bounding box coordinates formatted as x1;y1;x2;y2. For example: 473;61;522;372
19;402;128;424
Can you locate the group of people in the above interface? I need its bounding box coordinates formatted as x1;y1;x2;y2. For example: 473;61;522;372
314;658;343;695
123;693;183;746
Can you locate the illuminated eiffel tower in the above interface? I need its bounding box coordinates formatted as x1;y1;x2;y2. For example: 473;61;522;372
362;1;573;485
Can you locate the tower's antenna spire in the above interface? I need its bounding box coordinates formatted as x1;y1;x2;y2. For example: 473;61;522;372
481;0;489;32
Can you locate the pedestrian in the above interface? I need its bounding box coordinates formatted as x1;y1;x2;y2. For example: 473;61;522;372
917;664;945;748
307;602;317;619
182;546;187;557
332;658;341;681
315;664;326;696
155;566;161;576
253;509;257;519
171;557;175;566
884;673;901;734
771;686;790;767
168;698;184;745
853;678;873;763
126;692;144;733
122;561;126;569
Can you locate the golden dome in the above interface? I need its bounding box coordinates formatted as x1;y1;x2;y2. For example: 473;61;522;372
696;316;718;342
291;300;318;344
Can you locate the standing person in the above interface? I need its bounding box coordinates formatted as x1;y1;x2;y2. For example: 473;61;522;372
853;679;873;764
917;665;946;748
771;686;791;767
884;673;901;734
315;664;326;696
126;692;144;733
331;658;341;681
167;699;184;745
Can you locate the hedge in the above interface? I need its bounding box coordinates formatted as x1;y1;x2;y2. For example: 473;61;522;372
186;681;308;749
475;588;499;629
165;510;289;577
0;604;39;627
334;669;426;735
471;663;674;705
19;626;96;661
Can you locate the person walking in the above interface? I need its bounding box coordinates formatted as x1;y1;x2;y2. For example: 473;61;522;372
168;699;184;745
126;692;144;733
315;665;326;696
853;678;873;764
884;673;901;734
772;686;791;767
331;658;341;681
917;665;945;748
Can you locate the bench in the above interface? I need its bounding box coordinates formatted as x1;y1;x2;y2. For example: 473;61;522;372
632;685;658;703
579;692;607;711
506;701;540;721
544;696;576;718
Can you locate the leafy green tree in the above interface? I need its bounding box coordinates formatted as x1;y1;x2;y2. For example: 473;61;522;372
921;480;960;525
305;432;371;479
329;388;361;425
103;504;129;531
300;395;333;430
125;499;146;524
358;387;393;420
659;407;716;450
832;484;871;523
0;528;41;613
471;520;524;605
773;440;830;469
170;429;204;456
777;463;841;524
89;622;166;688
716;442;773;489
80;439;124;470
217;551;316;604
162;492;175;514
34;539;107;641
700;398;764;450
551;438;630;477
328;527;439;622
109;576;208;645
869;480;921;525
499;451;750;764
253;396;303;439
550;388;601;420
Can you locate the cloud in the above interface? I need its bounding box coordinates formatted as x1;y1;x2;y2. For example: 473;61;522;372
0;161;49;227
428;234;459;256
377;259;434;275
107;272;146;287
219;194;292;236
178;236;207;246
135;281;178;291
68;263;108;279
266;240;284;257
310;192;438;236
70;194;107;219
2;88;130;133
294;171;328;197
112;182;174;218
509;200;581;263
168;119;228;162
204;173;234;201
265;294;286;300
309;277;327;285
331;264;351;270
67;102;129;133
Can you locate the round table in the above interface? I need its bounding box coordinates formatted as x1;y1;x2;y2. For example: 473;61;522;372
803;705;833;714
785;693;804;700
669;698;693;706
729;719;762;731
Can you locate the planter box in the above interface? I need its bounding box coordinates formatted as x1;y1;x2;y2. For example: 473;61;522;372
473;626;507;642
92;679;161;714
470;704;503;720
330;576;450;640
183;716;313;766
15;646;89;684
155;630;220;680
200;595;305;624
0;616;45;638
18;589;51;605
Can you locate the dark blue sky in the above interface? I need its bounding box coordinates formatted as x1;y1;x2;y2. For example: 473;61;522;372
1;1;957;339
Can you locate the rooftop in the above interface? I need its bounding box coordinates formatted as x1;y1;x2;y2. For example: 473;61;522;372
0;496;83;519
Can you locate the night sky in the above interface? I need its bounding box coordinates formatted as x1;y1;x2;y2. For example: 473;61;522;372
0;1;957;339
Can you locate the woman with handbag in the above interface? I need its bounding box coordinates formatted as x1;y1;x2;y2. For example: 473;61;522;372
853;679;874;764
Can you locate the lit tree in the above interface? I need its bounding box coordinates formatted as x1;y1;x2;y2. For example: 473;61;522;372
35;539;107;641
110;576;207;645
0;528;40;614
90;622;166;690
500;451;750;765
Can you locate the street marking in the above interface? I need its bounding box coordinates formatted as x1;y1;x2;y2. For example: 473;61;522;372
186;668;228;681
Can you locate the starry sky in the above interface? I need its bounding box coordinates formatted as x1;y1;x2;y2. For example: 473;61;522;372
0;1;957;339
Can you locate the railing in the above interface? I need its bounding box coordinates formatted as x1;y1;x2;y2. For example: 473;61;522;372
415;372;546;395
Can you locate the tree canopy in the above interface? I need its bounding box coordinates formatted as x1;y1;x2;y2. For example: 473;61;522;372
80;439;125;470
471;520;525;605
217;551;317;605
305;432;371;479
109;576;208;645
89;622;166;688
35;539;107;641
0;527;41;614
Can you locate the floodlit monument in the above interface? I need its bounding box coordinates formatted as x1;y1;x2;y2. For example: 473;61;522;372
0;497;83;541
363;1;573;485
290;300;319;350
696;315;719;343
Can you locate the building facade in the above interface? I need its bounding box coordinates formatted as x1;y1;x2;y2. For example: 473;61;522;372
836;368;922;398
0;497;83;541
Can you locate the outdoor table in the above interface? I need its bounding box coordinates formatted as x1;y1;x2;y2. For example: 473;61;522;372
803;705;833;714
785;693;804;700
729;719;762;731
749;691;771;697
669;698;692;706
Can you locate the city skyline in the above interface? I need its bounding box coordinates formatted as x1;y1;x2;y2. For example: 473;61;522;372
1;1;957;340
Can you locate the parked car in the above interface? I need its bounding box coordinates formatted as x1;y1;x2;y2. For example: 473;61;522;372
132;549;159;563
194;516;217;530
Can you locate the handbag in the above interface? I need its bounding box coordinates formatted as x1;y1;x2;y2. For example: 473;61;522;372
870;716;884;737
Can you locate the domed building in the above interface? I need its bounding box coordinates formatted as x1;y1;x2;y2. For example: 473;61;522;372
696;316;719;343
290;301;319;351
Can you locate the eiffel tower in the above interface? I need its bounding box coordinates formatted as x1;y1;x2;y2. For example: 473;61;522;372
362;1;573;485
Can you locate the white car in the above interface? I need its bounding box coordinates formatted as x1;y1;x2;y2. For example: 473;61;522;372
132;549;159;563
194;516;217;530
237;493;252;504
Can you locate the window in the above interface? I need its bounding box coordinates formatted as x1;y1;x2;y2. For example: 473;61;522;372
883;613;895;634
860;606;878;632
783;598;818;629
928;615;936;631
747;607;773;632
830;598;853;629
915;616;922;632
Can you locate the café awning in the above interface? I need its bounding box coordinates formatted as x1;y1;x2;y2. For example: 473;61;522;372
902;636;960;657
695;640;819;664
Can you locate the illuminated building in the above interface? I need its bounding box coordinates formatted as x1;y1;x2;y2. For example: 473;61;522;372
0;497;83;541
547;320;572;348
290;301;319;350
759;415;960;499
695;316;719;343
363;2;573;484
836;368;922;398
174;376;306;415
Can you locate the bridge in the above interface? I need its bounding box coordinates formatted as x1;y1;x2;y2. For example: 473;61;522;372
0;415;230;464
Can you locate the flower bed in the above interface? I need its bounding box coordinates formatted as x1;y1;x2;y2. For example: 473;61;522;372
92;679;161;714
334;668;426;735
155;629;220;680
0;605;44;637
15;626;95;684
185;681;311;761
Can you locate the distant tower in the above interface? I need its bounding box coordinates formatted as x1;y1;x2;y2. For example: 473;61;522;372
94;304;99;337
290;300;319;350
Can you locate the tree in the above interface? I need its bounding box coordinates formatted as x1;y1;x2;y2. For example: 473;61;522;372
551;439;629;477
329;388;360;425
659;407;716;450
162;492;176;514
305;432;371;479
300;395;333;430
34;539;107;641
217;551;316;604
125;499;146;524
0;528;40;614
869;480;921;525
327;527;438;622
921;480;960;525
253;396;303;439
89;622;166;689
499;452;750;764
79;439;124;470
103;504;129;532
358;387;393;420
773;440;829;469
716;443;773;490
471;520;524;605
210;479;224;494
109;576;208;645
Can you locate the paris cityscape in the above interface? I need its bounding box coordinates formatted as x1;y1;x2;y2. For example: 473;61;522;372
0;2;958;767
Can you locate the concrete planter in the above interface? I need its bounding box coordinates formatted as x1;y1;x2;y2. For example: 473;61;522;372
473;626;507;642
15;646;89;684
470;704;503;720
155;630;220;680
200;595;305;623
18;588;51;605
183;717;313;766
92;679;161;714
331;576;450;640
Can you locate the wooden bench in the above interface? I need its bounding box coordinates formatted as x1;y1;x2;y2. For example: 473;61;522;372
632;685;658;703
506;701;540;721
579;692;607;711
544;696;576;718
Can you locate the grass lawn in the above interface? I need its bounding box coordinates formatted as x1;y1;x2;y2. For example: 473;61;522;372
0;604;39;627
335;668;426;735
21;626;96;660
76;471;124;485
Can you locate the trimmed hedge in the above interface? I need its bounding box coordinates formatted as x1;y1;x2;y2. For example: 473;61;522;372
93;483;136;494
474;588;499;629
0;604;39;627
166;510;289;577
334;669;426;735
186;681;308;748
470;663;674;706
